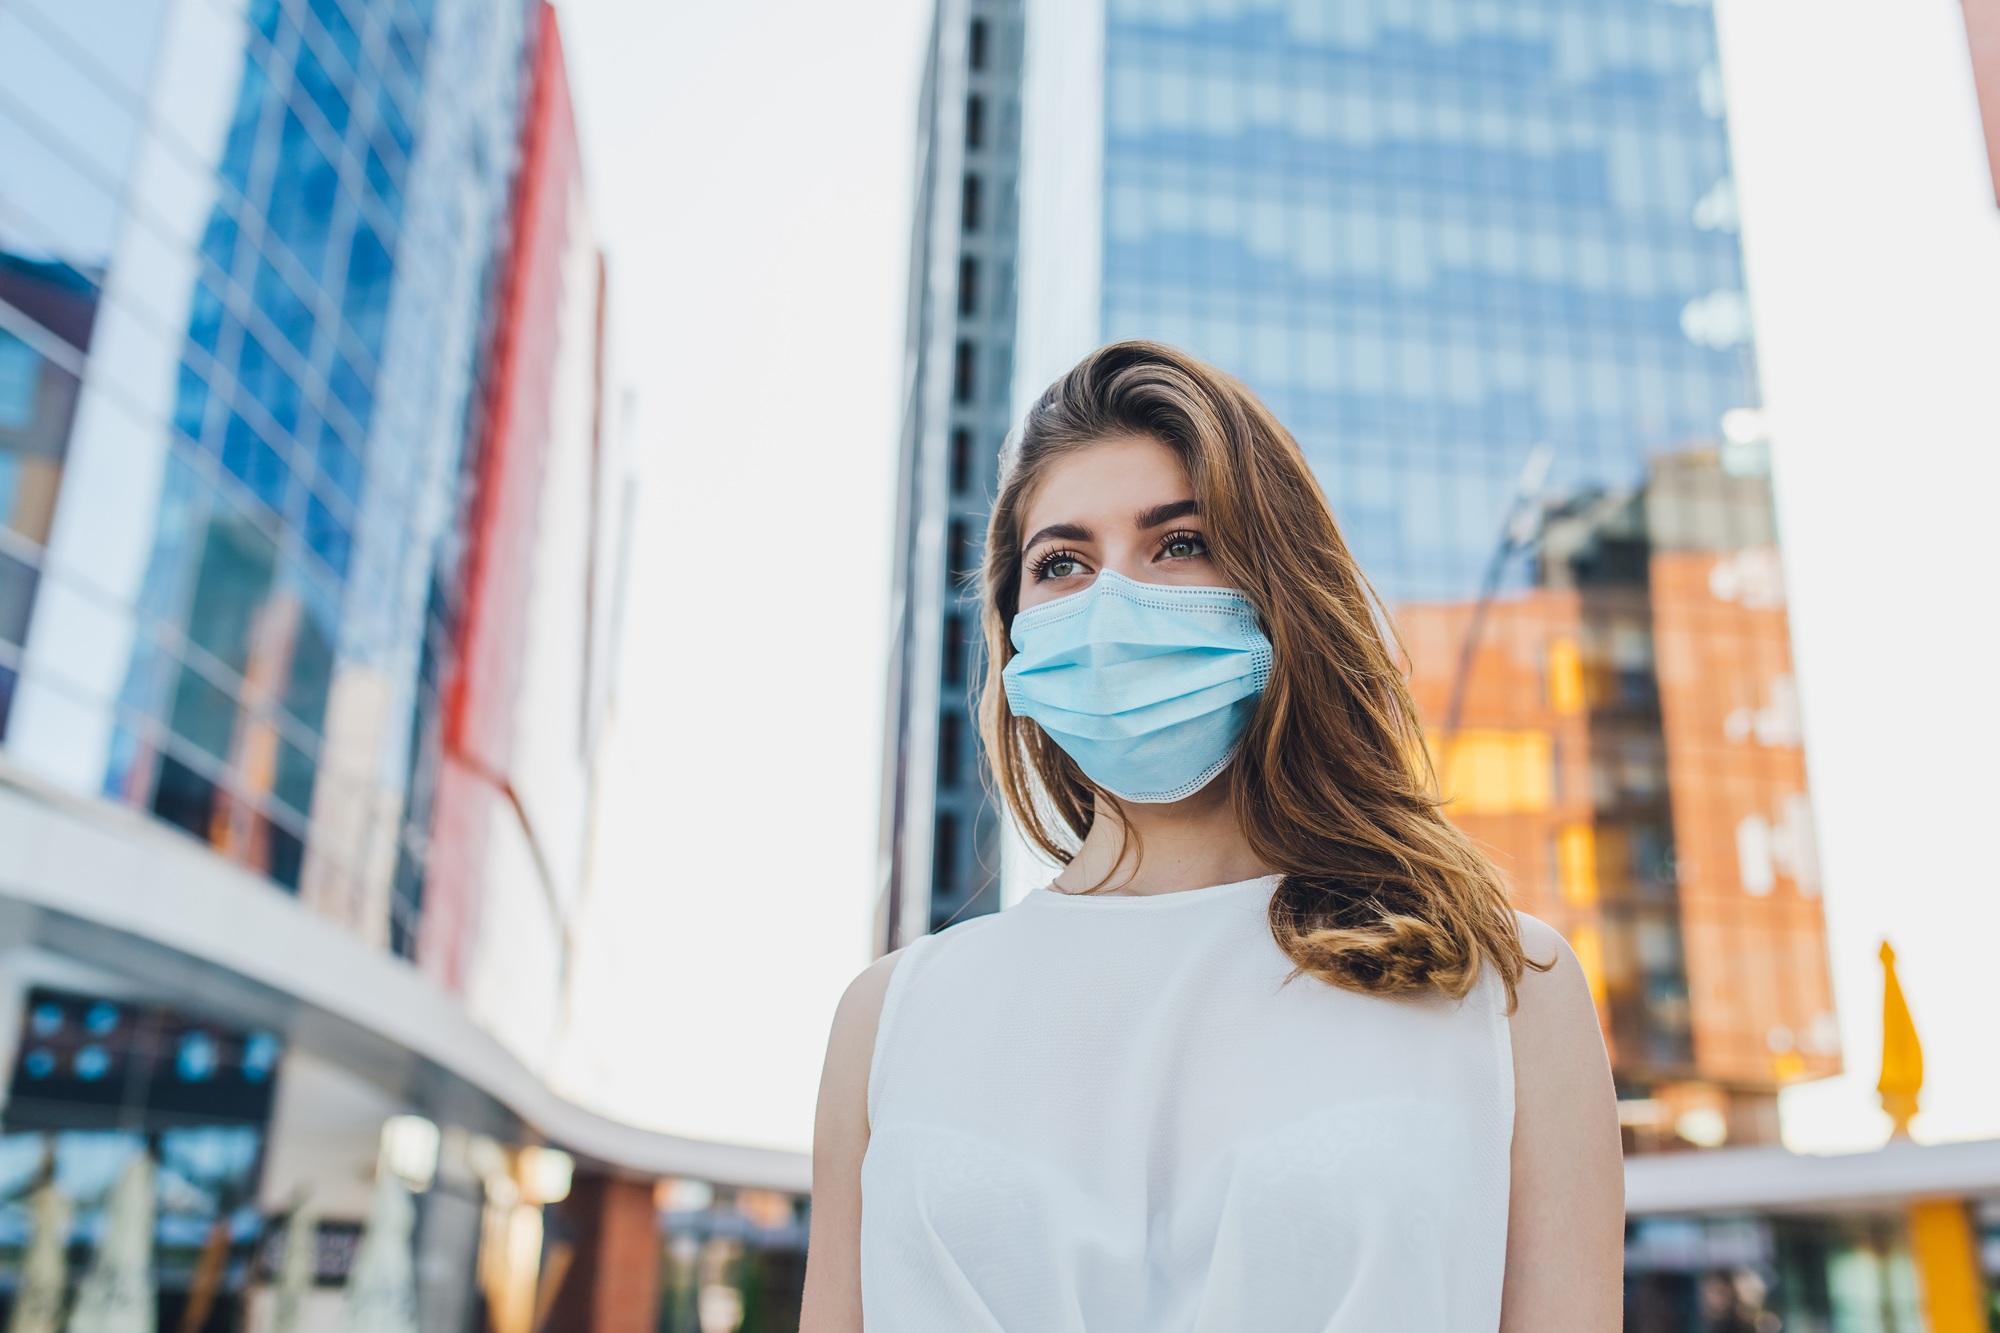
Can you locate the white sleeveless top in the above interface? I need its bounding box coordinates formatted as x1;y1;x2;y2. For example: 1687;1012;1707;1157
861;875;1514;1331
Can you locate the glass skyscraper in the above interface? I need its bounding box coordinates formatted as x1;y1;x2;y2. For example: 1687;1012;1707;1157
888;0;1836;1142
0;2;791;1325
1092;0;1755;604
881;0;1025;946
0;0;525;934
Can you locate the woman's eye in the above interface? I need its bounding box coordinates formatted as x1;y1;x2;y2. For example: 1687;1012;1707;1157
1032;549;1089;582
1160;532;1208;560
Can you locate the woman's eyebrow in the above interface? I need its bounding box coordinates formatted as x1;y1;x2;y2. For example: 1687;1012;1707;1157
1023;521;1092;551
1135;499;1200;529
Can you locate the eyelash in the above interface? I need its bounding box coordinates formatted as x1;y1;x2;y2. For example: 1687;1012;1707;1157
1029;532;1207;582
1031;548;1089;582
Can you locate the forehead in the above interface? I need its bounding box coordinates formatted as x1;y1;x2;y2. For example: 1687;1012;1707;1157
1019;435;1192;530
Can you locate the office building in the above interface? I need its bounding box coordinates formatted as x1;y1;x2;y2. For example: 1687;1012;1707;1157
885;4;2000;1323
0;0;804;1327
881;0;1025;945
887;0;1838;1135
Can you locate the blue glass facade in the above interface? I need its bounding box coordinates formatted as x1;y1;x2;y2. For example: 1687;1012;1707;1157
896;0;1843;1149
0;0;530;937
881;0;1026;947
114;0;416;883
1099;0;1757;604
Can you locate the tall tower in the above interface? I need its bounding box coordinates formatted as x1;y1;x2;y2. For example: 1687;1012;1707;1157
886;0;1836;1140
880;0;1025;949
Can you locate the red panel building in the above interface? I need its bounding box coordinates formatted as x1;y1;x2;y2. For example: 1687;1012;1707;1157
422;2;595;994
1965;0;2000;204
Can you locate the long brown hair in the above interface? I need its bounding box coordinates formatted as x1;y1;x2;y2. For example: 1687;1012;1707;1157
980;341;1537;1006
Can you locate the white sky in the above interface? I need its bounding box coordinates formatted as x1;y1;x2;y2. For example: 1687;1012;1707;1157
554;0;2000;1157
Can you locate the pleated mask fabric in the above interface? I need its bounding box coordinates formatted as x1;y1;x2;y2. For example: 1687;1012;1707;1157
1002;570;1273;803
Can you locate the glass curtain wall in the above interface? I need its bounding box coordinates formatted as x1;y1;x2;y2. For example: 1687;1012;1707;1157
1070;0;1833;1117
0;0;530;955
1102;0;1754;597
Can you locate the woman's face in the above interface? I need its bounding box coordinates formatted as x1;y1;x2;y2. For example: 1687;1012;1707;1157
1016;434;1219;612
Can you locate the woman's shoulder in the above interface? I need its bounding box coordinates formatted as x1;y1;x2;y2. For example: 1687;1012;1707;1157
1504;910;1615;1099
1511;911;1572;979
822;912;1013;1102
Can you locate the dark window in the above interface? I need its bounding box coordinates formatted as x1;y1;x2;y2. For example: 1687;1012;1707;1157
268;112;338;275
948;518;972;581
221;413;288;513
305;491;352;579
957;255;978;316
373;82;415;159
968;17;988;70
942;615;965;688
953;340;976;403
254;258;314;353
200;208;238;278
153;755;219;841
937;711;963;787
329;352;374;434
932;813;959;896
965;95;985;150
0;551;37;647
315;420;363;500
0;662;15;742
341;224;394;361
950;427;973;495
170;664;238;761
219;55;272;195
236;330;301;433
189;281;224;353
294;41;349;134
310;0;363;68
274;737;317;817
265;817;304;890
284;608;335;732
961;174;982;232
174;362;209;442
186;508;277;674
366;144;403;221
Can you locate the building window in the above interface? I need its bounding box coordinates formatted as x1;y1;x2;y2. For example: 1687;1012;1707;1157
953;340;976;403
961;174;982;232
942;615;964;688
968;17;988;70
950;427;973;495
932;813;959;896
965;94;986;150
958;256;979;316
948;517;973;582
937;711;963;787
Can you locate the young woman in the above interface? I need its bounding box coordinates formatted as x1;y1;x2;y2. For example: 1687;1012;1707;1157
803;342;1623;1331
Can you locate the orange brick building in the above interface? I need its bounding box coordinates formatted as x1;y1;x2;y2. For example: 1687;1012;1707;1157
1401;449;1837;1148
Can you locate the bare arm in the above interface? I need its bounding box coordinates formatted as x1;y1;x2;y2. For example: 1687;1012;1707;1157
1500;915;1625;1333
799;951;903;1333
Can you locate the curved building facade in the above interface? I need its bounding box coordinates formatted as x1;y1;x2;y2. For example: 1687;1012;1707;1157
0;0;807;1327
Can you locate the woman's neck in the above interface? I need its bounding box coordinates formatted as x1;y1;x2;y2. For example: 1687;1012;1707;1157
1054;781;1274;897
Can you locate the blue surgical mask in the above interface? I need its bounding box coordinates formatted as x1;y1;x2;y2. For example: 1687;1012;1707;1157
1002;570;1273;803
